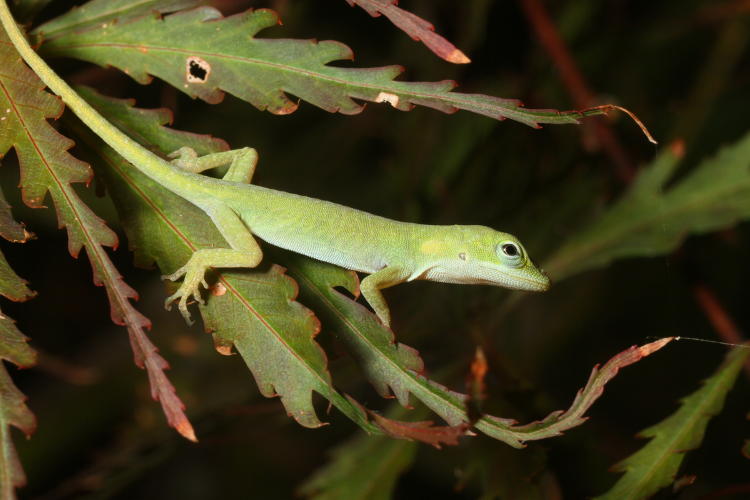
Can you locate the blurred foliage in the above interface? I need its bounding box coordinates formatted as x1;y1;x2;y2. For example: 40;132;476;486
1;0;749;499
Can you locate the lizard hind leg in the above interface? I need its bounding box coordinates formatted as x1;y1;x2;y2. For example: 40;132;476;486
163;202;263;324
168;147;258;184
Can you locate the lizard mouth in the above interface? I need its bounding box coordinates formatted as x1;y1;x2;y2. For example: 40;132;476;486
524;268;550;291
475;264;550;291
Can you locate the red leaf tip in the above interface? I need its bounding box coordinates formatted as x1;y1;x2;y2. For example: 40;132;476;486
638;336;675;357
177;420;198;442
446;48;471;64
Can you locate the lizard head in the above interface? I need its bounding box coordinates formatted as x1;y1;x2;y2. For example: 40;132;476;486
419;226;550;292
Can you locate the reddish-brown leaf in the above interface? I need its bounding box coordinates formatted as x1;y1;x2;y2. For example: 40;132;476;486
345;0;470;63
0;27;194;441
465;346;488;423
370;411;468;449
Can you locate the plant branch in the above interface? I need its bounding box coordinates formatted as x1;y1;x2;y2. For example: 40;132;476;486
518;0;637;182
692;284;750;379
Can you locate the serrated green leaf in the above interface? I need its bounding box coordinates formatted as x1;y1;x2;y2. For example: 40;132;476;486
201;266;339;428
0;155;35;499
0;356;35;500
68;95;377;432
0;208;35;500
595;346;750;500
544;133;750;281
1;22;123;289
0;187;30;244
279;253;424;407
32;0;203;40
0;251;33;304
278;252;515;440
0;190;34;305
279;253;673;446
0;24;195;441
40;6;604;128
76;84;228;158
299;405;419;500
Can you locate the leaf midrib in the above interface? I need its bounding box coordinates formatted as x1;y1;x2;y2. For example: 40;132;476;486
43;41;590;123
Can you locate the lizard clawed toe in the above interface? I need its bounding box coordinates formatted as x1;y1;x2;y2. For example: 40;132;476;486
162;261;211;324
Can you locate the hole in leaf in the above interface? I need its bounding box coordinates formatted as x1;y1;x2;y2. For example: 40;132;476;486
375;91;400;108
186;56;210;83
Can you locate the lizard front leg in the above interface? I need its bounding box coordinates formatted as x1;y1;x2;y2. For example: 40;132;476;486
169;146;258;183
164;201;262;323
359;266;409;328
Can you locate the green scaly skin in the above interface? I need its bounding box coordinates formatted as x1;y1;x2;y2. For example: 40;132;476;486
0;3;549;327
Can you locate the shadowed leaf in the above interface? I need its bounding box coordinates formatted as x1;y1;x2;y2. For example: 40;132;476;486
456;445;558;500
0;295;33;500
0;270;34;500
10;0;52;22
0;353;34;500
545;134;750;281
300;406;420;500
595;346;750;499
40;7;608;128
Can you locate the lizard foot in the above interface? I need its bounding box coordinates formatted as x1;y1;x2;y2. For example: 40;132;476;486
163;261;210;324
168;146;198;169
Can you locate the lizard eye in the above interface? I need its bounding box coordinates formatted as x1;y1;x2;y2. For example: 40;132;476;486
501;243;519;257
497;242;524;268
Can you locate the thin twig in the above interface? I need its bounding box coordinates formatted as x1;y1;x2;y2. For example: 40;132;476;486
518;0;636;183
692;284;750;379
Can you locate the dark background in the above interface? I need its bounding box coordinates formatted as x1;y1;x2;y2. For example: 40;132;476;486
3;0;749;498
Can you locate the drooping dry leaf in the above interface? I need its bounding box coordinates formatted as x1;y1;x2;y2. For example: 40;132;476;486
369;411;468;449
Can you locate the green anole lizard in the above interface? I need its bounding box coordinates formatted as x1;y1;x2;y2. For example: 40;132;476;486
0;4;549;327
